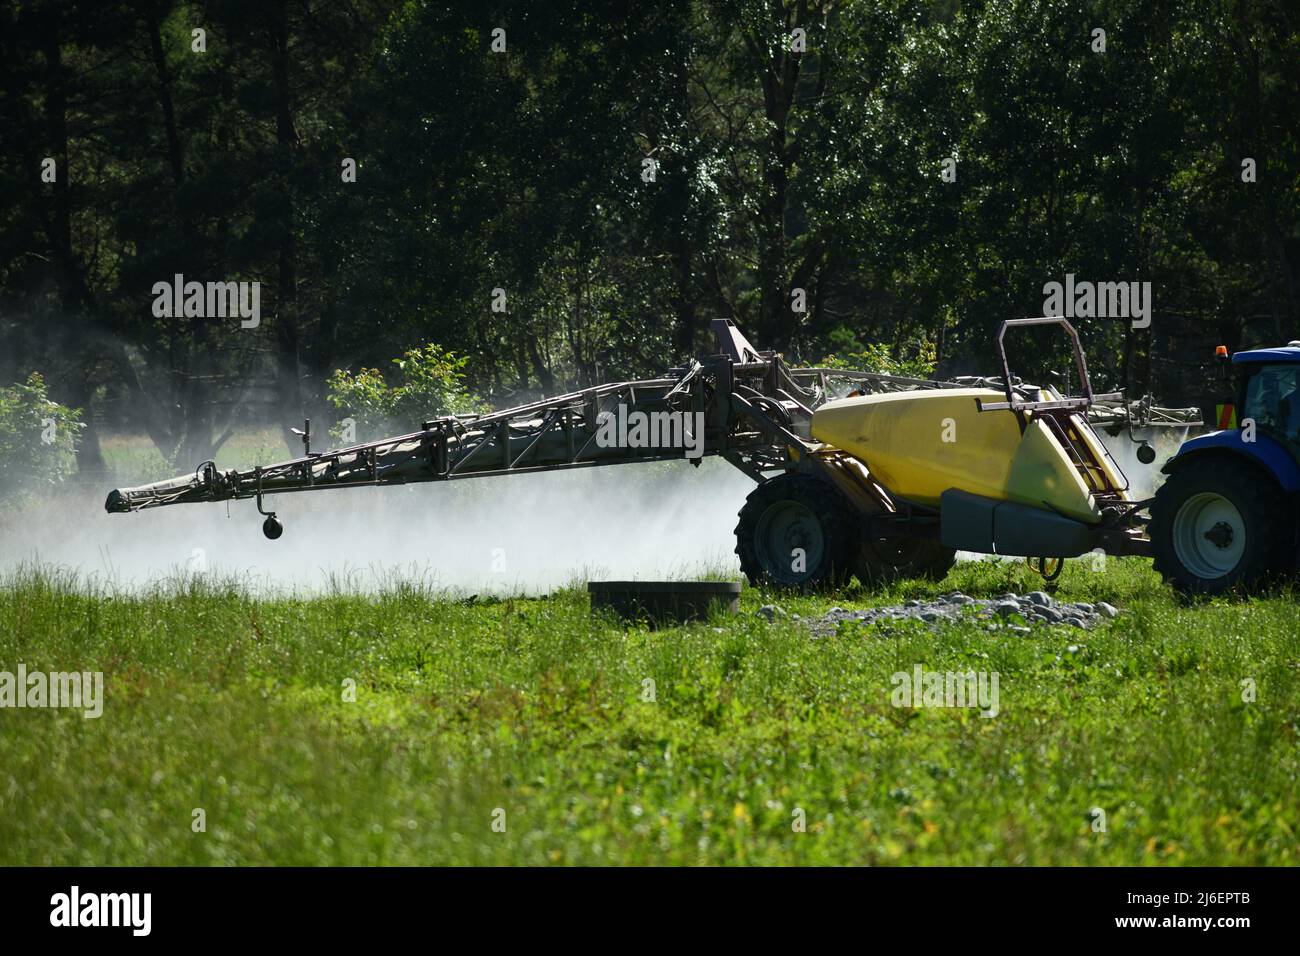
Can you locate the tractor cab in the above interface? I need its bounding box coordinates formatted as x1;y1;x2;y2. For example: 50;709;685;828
1163;343;1300;483
1234;345;1300;453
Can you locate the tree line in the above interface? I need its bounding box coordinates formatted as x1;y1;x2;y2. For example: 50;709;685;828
2;0;1296;475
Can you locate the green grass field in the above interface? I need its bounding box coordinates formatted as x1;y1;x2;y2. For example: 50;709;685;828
1;557;1297;866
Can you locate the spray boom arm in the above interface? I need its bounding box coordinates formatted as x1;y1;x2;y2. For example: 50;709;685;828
105;320;1201;537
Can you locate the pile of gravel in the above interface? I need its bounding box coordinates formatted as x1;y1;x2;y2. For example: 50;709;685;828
757;591;1119;638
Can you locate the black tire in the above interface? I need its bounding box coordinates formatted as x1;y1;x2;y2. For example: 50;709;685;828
854;536;957;586
734;473;855;591
1149;456;1293;596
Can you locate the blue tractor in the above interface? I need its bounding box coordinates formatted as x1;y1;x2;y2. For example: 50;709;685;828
1151;343;1300;595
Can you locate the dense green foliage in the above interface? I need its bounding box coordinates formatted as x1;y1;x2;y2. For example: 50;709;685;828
1;558;1296;865
326;345;488;441
2;0;1297;471
0;372;80;504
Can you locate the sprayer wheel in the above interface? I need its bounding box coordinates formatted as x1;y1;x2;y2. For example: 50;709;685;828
734;473;855;592
853;536;956;586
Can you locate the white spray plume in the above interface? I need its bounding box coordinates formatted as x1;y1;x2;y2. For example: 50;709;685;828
0;426;1195;595
1;459;754;596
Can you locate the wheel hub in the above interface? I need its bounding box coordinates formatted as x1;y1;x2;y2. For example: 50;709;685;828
1203;521;1234;550
755;500;825;582
1171;492;1245;580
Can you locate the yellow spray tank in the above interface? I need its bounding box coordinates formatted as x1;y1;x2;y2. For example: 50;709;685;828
811;387;1130;523
799;316;1150;567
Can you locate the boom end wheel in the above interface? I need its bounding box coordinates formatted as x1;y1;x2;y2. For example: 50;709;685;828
262;515;283;540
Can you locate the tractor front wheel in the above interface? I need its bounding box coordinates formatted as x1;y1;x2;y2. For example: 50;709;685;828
735;473;855;591
1150;458;1291;596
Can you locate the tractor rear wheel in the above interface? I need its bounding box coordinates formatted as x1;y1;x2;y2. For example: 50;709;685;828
734;473;855;591
854;536;957;586
1150;457;1292;596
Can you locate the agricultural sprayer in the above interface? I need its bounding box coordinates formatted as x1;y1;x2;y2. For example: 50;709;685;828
111;317;1278;596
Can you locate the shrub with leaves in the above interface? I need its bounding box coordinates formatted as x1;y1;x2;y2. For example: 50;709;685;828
0;373;82;506
326;345;488;442
821;339;937;380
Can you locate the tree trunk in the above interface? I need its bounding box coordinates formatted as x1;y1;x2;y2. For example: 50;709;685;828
665;24;698;360
745;0;807;352
271;1;303;449
41;19;107;474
